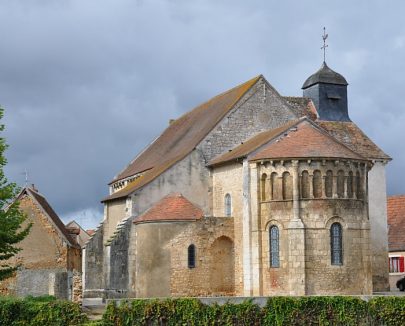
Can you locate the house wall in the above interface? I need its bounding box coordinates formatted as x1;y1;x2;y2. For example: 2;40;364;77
389;251;405;291
0;194;78;299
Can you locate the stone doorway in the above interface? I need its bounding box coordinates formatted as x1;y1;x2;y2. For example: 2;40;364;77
209;236;235;295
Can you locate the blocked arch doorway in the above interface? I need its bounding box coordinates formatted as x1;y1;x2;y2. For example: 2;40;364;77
210;236;235;295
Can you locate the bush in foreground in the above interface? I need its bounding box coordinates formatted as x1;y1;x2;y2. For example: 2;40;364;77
102;296;405;326
0;295;88;326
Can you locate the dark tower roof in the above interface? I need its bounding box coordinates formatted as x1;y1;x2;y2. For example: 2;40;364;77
302;62;348;89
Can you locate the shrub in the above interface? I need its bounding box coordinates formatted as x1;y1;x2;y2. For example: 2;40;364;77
0;296;88;326
101;296;405;326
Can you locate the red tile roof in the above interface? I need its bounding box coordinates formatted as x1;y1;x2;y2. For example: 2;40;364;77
209;118;366;165
316;121;390;160
251;120;366;161
387;195;405;252
110;76;261;185
134;193;203;224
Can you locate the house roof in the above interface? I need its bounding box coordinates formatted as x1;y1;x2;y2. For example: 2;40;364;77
316;121;390;160
283;97;318;120
209;118;366;165
110;75;261;185
133;193;203;224
387;195;405;252
20;187;79;248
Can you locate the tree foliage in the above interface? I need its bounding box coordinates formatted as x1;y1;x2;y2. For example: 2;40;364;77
0;108;31;281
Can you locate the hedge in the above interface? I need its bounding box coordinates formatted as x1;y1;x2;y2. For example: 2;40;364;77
0;295;88;326
101;296;405;326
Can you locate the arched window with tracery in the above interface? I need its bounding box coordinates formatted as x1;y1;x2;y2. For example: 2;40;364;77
269;226;280;268
270;172;278;200
224;193;232;217
337;170;345;198
282;171;292;200
188;244;196;268
261;173;267;201
330;223;343;265
325;170;333;198
347;171;354;198
313;170;322;198
301;170;310;199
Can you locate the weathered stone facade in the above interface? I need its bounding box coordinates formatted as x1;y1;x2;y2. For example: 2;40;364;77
83;68;390;299
0;187;81;299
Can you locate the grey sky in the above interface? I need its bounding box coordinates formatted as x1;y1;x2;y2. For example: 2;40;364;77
1;0;404;229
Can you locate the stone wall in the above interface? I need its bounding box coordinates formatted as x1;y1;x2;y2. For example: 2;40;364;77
0;194;79;299
368;161;390;291
258;159;372;295
212;163;244;295
106;217;131;298
199;78;297;163
83;223;104;295
169;217;234;297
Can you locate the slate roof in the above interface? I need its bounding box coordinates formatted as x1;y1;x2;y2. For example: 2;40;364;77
110;75;261;184
209;118;366;165
21;187;79;248
316;121;390;160
387;195;405;252
134;193;203;224
302;62;348;89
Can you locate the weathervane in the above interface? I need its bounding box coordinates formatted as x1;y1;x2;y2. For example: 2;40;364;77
321;27;328;63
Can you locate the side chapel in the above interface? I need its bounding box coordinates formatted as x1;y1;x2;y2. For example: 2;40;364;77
83;61;390;299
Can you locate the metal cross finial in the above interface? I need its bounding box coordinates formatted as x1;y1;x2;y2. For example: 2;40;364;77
321;27;329;63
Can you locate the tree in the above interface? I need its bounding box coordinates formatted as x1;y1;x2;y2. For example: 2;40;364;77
0;108;31;281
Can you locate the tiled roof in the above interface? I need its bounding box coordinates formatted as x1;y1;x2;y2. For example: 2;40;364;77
23;188;79;248
316;121;390;160
110;76;261;185
134;193;203;224
251;120;366;161
209;119;301;166
210;118;366;165
387;195;405;252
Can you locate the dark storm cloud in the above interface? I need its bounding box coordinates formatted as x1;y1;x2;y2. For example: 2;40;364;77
1;0;404;228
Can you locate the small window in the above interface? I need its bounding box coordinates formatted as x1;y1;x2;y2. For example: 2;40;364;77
224;193;232;217
269;226;280;268
389;257;404;273
188;244;196;268
330;223;343;265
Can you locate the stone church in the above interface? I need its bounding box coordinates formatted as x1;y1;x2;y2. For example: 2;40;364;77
83;62;390;299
